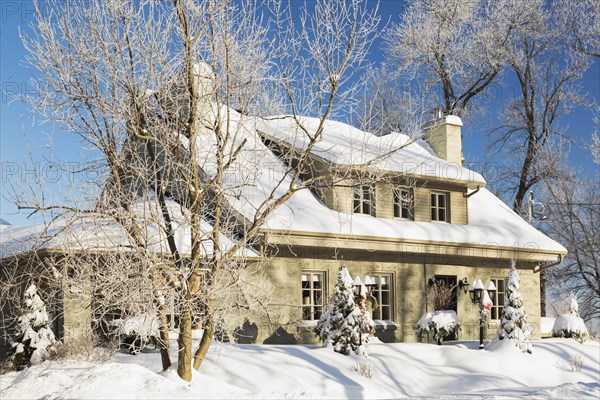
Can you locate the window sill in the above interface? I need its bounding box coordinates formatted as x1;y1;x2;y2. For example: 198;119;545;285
373;320;397;331
298;320;318;330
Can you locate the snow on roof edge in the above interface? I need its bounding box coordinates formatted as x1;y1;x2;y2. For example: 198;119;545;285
256;116;486;186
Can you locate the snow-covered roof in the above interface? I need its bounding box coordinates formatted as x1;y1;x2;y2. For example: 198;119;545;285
184;107;564;256
2;106;564;261
0;199;258;260
256;116;485;186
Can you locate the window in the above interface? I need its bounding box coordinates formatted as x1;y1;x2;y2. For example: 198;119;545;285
302;272;325;320
371;274;393;320
393;187;413;220
354;185;376;216
431;191;449;222
490;278;505;320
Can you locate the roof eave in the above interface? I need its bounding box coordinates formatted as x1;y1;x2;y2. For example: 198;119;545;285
259;228;567;264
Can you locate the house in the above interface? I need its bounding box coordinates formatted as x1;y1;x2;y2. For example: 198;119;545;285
245;113;566;344
0;89;566;351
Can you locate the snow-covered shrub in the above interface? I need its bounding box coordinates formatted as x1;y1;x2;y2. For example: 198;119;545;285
109;313;160;354
495;261;532;353
415;310;461;345
10;284;57;370
552;293;589;343
315;266;374;355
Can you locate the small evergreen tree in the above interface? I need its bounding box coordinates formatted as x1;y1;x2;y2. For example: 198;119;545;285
315;266;374;355
11;284;57;370
496;261;532;353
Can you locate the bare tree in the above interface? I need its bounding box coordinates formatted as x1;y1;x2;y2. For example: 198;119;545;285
555;0;600;58
488;0;591;215
592;107;600;163
543;154;600;324
382;0;513;117
11;0;380;381
358;65;434;137
592;133;600;164
486;0;592;318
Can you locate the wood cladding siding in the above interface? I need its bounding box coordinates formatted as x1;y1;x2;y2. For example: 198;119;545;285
413;186;431;222
376;182;392;218
450;189;468;225
302;156;470;224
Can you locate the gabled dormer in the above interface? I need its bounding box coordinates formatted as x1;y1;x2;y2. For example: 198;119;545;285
257;115;484;225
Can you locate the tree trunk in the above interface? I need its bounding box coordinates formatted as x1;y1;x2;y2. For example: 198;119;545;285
157;303;172;371
193;316;214;371
177;301;193;382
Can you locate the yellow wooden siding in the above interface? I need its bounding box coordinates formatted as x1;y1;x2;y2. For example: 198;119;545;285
324;176;468;224
332;179;354;214
376;182;393;219
450;190;468;225
413;186;431;222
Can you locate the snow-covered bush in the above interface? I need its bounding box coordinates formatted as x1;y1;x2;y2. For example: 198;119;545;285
10;284;57;370
426;279;456;311
495;261;532;353
315;266;374;355
415;310;461;345
109;313;160;354
552;293;589;343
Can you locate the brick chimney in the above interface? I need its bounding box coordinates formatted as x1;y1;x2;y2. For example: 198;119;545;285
423;113;464;166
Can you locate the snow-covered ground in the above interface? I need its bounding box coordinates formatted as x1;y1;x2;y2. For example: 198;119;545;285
1;338;598;399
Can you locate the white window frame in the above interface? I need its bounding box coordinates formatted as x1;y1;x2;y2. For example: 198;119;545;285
371;273;394;321
431;191;450;222
490;277;506;321
353;184;376;216
393;187;414;220
302;271;325;321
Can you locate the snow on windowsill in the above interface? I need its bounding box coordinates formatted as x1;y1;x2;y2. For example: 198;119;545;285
298;320;318;330
373;320;397;331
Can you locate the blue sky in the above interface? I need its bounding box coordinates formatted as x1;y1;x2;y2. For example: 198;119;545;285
1;1;598;226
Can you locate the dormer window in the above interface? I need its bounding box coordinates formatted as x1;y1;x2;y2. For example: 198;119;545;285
354;185;375;216
431;191;449;222
393;187;413;220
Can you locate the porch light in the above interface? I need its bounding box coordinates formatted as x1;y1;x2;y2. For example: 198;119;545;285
486;281;497;298
353;275;363;286
353;274;376;296
458;277;469;294
363;275;376;289
469;279;484;302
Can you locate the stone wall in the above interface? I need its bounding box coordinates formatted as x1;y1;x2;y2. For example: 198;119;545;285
242;249;542;345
